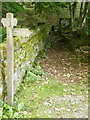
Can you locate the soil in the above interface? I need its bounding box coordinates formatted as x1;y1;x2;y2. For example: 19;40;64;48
17;39;88;118
40;41;88;84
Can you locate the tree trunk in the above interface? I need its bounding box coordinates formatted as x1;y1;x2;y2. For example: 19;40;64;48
87;3;90;45
81;2;89;27
72;2;77;27
79;2;83;27
79;2;89;27
88;4;90;30
69;3;73;29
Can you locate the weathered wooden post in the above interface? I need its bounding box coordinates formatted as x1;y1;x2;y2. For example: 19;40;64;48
1;13;31;106
1;13;17;105
6;13;14;106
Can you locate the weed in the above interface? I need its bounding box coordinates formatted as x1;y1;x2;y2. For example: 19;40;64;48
2;101;25;118
24;65;47;83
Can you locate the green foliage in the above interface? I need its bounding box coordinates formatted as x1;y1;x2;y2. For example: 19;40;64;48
3;102;14;118
75;46;88;63
29;65;47;76
0;27;6;43
24;71;41;82
2;2;25;17
2;102;25;118
18;102;24;111
24;65;47;83
1;3;25;42
79;25;89;46
2;66;46;118
40;51;47;58
76;53;88;63
35;2;67;15
0;101;3;119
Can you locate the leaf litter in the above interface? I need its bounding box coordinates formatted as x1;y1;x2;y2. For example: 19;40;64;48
16;41;88;118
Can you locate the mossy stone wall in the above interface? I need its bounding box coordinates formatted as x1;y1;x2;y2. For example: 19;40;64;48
0;25;50;101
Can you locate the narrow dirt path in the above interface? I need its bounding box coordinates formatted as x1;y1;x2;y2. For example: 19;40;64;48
40;41;88;83
17;41;88;118
37;41;88;118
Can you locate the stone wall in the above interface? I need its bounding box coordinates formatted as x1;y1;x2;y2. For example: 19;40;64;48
0;25;50;101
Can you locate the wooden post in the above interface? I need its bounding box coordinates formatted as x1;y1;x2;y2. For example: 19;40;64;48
1;12;31;106
1;13;17;106
6;13;14;106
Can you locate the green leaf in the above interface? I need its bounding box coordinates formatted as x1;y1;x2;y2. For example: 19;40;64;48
13;112;19;118
18;102;24;111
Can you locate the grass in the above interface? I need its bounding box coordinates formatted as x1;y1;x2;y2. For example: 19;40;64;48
2;65;88;118
15;75;88;118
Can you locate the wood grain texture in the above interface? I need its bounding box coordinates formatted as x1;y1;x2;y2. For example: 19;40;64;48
13;28;31;37
6;13;14;106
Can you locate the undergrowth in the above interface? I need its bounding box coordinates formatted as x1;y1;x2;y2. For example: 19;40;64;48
2;62;88;118
24;65;47;83
2;101;25;118
2;65;47;119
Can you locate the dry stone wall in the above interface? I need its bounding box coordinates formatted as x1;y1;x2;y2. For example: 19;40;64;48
0;25;50;101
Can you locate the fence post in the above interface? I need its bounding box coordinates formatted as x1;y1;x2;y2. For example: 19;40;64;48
6;13;14;106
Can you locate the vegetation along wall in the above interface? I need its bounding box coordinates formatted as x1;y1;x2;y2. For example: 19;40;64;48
0;24;50;101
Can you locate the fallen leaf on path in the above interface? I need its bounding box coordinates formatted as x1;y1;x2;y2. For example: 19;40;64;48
44;102;49;106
